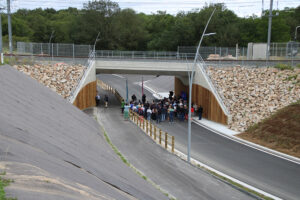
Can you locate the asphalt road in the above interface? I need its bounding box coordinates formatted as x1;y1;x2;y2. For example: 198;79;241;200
94;89;255;200
98;74;300;200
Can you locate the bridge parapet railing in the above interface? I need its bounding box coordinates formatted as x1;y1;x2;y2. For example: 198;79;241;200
95;50;195;60
68;50;95;103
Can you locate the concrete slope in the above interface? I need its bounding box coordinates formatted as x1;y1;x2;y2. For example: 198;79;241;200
0;65;168;200
94;89;254;200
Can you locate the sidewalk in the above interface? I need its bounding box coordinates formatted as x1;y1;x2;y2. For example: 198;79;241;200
192;117;239;136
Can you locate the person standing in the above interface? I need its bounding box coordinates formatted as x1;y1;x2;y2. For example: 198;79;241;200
95;94;100;107
124;103;130;120
121;99;125;114
104;95;108;108
142;94;146;104
198;105;203;120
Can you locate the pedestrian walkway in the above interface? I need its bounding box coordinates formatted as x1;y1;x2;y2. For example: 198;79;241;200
193;117;239;136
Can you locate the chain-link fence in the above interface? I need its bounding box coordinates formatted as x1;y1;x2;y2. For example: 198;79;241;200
15;41;300;67
17;42;93;58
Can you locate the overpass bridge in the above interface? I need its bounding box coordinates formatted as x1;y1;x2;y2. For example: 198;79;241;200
72;51;229;125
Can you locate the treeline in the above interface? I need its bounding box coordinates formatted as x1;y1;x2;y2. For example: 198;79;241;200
2;0;300;51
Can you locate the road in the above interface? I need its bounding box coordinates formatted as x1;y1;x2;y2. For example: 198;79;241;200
94;89;255;200
97;74;300;200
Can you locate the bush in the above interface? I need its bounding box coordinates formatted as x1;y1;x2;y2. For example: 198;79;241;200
296;64;300;69
274;63;293;71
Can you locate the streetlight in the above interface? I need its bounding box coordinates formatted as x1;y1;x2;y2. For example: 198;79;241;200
187;8;216;163
204;32;216;37
295;26;300;41
48;30;55;60
93;32;101;52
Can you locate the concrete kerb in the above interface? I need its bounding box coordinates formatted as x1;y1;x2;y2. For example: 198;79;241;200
192;119;300;165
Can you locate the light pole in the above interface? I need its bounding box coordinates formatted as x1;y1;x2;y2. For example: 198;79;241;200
266;0;273;62
48;30;55;58
142;76;144;97
295;26;300;41
187;8;216;163
126;77;128;103
93;32;101;52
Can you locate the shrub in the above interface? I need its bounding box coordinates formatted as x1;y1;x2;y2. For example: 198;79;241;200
274;63;293;71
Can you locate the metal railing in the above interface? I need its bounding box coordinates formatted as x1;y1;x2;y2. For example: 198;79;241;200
68;50;95;103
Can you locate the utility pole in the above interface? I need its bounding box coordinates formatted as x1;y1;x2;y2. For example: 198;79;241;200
0;7;3;53
266;0;273;62
7;0;12;53
261;0;264;16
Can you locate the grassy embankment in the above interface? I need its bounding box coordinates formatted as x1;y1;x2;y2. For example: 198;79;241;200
238;100;300;158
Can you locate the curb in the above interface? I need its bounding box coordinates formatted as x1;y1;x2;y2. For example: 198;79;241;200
192;119;300;165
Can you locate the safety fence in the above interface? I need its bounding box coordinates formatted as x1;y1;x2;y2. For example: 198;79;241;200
130;111;175;153
97;79;175;153
67;50;95;103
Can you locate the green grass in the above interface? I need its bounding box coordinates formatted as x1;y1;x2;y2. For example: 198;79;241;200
274;63;293;71
0;172;16;200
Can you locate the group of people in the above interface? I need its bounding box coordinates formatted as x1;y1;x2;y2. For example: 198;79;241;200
121;93;203;123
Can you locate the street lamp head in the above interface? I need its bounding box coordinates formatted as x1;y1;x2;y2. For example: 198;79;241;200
204;32;216;37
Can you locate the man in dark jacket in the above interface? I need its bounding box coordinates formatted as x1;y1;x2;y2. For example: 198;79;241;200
198;105;203;120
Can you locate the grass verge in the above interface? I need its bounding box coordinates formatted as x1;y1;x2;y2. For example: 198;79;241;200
96;115;176;200
0;172;16;200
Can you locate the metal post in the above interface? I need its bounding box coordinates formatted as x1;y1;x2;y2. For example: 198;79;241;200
266;0;273;63
126;78;128;103
7;0;12;53
150;123;152;137
294;26;300;41
187;8;216;163
142;76;144;96
73;44;75;62
0;11;2;53
154;127;156;140
52;43;53;61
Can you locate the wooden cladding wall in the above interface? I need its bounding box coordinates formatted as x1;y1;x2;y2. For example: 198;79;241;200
174;77;188;97
192;84;227;125
175;77;227;125
73;81;97;110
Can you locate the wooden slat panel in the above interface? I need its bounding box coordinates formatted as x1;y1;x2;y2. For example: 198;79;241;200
73;81;97;110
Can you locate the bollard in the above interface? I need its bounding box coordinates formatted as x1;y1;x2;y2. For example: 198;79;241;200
172;136;175;153
150;123;152;137
165;132;168;149
154;126;156;140
159;130;162;144
139;116;141;127
143;119;145;130
146;121;149;134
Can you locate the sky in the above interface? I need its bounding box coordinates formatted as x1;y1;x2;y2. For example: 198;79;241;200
2;0;300;17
